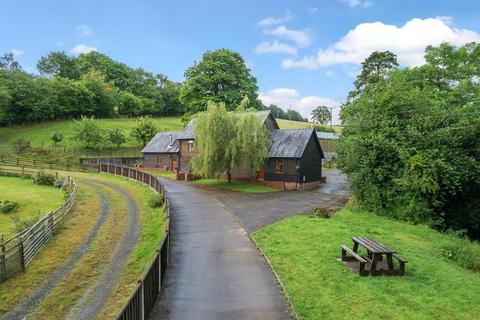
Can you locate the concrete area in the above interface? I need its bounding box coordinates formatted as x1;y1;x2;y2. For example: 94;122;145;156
150;178;290;320
207;169;351;232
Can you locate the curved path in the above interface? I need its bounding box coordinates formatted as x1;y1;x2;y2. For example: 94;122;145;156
150;178;290;320
2;179;141;320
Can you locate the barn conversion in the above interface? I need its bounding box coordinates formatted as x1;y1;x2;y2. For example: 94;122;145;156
142;111;325;189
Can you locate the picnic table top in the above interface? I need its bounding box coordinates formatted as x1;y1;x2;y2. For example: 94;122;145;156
352;236;396;254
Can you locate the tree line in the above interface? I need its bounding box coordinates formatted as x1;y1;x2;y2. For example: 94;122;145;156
0;51;185;126
337;42;480;239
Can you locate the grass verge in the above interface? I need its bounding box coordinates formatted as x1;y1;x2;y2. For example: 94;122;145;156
191;178;279;193
252;207;480;319
145;170;177;179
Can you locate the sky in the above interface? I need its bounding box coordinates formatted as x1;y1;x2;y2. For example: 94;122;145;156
2;0;480;124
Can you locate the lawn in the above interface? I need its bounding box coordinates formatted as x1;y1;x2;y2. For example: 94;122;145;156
144;170;177;179
252;207;480;320
277;118;342;132
191;178;279;193
0;116;183;149
0;175;64;239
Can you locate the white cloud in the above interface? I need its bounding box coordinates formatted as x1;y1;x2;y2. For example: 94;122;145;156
259;88;342;124
55;40;64;47
257;11;292;26
70;44;97;55
76;24;93;37
255;41;298;55
308;7;319;14
11;48;24;56
340;0;373;8
283;17;480;69
325;70;338;78
264;25;311;47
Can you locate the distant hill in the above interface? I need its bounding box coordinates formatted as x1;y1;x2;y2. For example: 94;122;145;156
277;119;342;133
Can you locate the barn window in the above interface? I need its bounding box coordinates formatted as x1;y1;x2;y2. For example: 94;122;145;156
275;160;284;174
188;140;194;152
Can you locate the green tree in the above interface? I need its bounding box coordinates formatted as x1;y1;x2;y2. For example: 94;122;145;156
0;53;22;72
286;109;304;122
337;43;480;239
233;99;269;180
267;104;287;119
37;51;79;78
50;130;64;146
349;51;398;100
109;128;126;147
118;91;144;117
71;116;105;148
180;49;260;115
190;102;237;181
79;70;117;117
311;106;332;124
130;117;158;146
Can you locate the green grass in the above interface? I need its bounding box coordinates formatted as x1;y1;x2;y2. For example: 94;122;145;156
277;119;342;132
252;207;480;320
0;116;182;149
191;178;279;193
145;170;177;179
0;175;64;239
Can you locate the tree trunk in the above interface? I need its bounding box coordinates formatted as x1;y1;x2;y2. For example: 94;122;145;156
227;171;232;183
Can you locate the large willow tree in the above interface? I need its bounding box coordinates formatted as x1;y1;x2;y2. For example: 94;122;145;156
190;99;269;182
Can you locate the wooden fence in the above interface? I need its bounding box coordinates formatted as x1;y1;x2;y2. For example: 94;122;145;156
0;155;97;173
0;172;77;282
99;164;170;320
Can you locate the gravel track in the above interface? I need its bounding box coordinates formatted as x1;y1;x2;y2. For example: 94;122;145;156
65;180;140;320
2;182;111;320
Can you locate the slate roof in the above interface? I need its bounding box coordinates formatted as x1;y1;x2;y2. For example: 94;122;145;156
316;131;339;140
269;128;322;158
141;131;180;153
176;121;195;140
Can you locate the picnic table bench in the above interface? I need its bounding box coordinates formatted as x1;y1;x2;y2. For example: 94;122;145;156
341;236;407;276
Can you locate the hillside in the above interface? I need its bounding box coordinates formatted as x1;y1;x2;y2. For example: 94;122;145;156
277;119;342;132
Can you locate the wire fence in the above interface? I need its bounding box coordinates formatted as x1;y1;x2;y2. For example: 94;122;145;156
0;169;77;282
99;164;170;320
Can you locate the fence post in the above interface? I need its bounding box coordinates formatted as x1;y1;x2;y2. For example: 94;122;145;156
49;212;54;233
1;243;6;281
140;280;145;320
19;236;25;270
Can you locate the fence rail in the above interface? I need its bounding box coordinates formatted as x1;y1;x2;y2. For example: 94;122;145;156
0;154;97;172
0;171;77;282
99;164;170;320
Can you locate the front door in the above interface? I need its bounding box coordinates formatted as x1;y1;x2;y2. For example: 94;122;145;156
257;168;265;180
171;156;177;171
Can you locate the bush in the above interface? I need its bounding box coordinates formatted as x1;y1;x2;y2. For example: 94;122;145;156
0;200;18;214
10;212;41;233
54;179;65;188
32;170;56;185
148;194;164;208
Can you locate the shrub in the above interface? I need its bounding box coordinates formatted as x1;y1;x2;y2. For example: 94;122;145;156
54;179;65;188
312;207;336;219
32;170;56;185
0;200;18;214
10;212;41;233
50;130;64;146
148;194;164;208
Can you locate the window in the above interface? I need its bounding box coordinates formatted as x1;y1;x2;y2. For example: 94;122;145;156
156;155;163;166
275;160;284;174
188;140;194;152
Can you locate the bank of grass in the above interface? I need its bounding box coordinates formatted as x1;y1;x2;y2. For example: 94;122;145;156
0;175;64;238
191;178;279;193
0;180;100;314
277;118;342;133
145;170;177;179
252;207;480;319
0;117;183;148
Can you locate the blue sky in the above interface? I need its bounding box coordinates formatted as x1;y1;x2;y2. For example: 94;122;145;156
2;0;480;123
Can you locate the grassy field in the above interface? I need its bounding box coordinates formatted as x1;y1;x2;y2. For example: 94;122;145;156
252;207;480;320
0;172;166;319
0;175;64;239
277;119;342;132
191;178;279;193
145;170;177;179
0;117;183;149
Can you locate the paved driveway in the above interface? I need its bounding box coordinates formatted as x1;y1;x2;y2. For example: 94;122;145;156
206;169;351;232
150;178;290;320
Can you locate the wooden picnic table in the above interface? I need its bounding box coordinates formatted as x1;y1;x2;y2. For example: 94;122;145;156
341;236;407;276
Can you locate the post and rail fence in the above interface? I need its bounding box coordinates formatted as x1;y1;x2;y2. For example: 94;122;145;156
99;164;171;320
0;173;77;282
0;154;97;173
